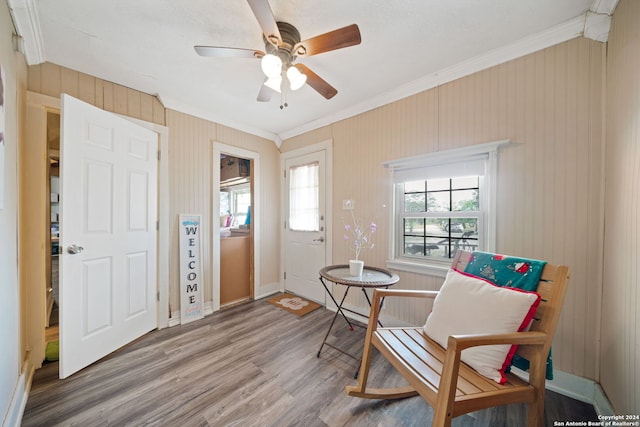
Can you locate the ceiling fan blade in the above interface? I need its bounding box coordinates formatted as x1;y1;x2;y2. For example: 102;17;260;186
293;24;361;57
194;46;264;59
294;64;337;100
256;81;272;102
246;0;282;46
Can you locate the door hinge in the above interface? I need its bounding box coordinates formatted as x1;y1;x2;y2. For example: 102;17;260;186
158;150;161;160
157;291;160;302
284;272;286;280
156;220;159;230
283;169;286;179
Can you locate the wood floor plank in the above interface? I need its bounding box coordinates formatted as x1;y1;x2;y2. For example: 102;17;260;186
22;296;598;426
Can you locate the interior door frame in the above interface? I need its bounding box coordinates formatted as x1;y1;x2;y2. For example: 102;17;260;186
280;139;333;296
212;142;261;312
24;91;170;367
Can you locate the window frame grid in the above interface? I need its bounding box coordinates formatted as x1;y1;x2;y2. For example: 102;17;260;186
397;179;484;264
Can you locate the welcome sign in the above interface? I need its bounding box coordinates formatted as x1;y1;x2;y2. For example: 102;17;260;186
179;214;204;324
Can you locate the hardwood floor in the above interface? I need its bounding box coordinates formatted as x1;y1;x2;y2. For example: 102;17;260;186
22;296;598;426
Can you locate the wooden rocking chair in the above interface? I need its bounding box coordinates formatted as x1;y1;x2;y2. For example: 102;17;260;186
345;250;570;427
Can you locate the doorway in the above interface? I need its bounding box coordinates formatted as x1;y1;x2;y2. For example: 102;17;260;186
219;155;252;307
280;141;333;304
25;91;171;374
45;111;60;355
212;143;261;312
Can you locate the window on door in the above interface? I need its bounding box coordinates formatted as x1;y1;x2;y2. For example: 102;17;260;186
288;161;319;232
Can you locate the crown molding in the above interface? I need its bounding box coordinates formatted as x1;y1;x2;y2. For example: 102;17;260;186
157;94;278;143
590;0;620;15
583;0;619;43
7;0;45;64
584;11;612;42
278;15;586;141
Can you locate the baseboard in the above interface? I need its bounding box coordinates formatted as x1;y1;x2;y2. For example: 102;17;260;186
167;286;284;327
544;370;615;416
3;360;35;427
255;282;282;300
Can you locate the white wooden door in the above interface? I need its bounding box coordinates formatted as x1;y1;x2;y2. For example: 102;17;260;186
284;151;326;303
59;94;158;378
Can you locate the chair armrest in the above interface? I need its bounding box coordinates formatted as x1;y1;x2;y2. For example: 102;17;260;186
435;331;549;411
447;331;547;351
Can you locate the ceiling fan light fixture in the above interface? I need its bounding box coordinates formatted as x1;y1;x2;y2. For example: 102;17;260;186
264;75;282;93
261;53;282;78
287;66;307;91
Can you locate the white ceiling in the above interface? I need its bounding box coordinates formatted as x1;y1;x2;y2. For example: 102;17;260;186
7;0;616;144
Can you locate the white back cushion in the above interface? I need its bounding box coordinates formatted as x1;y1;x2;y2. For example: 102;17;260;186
423;269;541;383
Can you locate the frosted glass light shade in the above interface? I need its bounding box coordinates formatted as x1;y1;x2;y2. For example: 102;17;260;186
264;75;282;93
287;66;307;91
261;54;282;78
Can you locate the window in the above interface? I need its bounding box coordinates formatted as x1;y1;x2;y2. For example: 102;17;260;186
220;185;251;226
402;176;481;259
288;162;319;231
234;188;251;225
385;140;510;276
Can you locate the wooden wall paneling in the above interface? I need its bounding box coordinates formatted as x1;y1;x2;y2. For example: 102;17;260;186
540;47;556;263
551;41;569;370
94;77;104;109
282;37;606;381
531;50;546;258
584;39;605;381
102;81;115;113
601;0;640;413
113;84;128;115
520;54;536;259
77;72;96;106
40;62;61;98
152;97;165;125
140;94;154;124
27;63;42;93
60;67;79;98
584;40;605;382
568;38;585;376
127;87;141;120
166;111;253;313
511;57;528;257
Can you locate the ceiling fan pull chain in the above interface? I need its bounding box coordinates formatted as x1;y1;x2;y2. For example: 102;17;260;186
280;89;288;109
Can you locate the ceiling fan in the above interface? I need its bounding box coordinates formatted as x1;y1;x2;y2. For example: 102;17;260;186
194;0;361;104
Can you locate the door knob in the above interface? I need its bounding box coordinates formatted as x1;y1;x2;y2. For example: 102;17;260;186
67;244;84;254
313;237;325;242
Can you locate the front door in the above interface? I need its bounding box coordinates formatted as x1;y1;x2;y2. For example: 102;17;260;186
284;150;326;303
59;94;158;378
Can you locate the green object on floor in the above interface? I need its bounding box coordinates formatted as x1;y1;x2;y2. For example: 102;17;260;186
45;340;59;362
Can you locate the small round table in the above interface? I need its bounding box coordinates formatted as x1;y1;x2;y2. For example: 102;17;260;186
317;264;399;377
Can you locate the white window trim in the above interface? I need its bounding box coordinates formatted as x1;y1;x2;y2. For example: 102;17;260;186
384;139;512;277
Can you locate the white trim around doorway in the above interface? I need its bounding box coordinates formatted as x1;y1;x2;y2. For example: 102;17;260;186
212;143;261;312
279;139;334;297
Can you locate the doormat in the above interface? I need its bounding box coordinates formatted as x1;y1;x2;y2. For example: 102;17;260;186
45;340;59;362
266;293;322;317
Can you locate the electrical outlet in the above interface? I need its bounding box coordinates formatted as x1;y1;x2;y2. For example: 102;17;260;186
343;199;354;210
